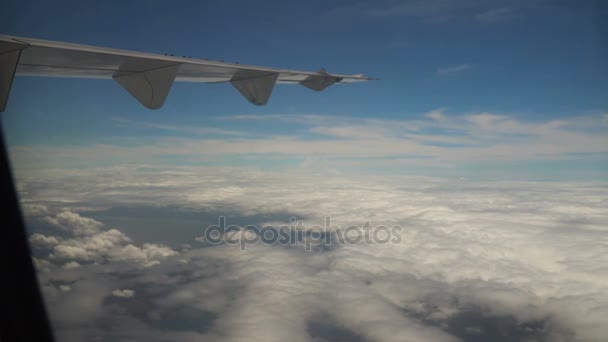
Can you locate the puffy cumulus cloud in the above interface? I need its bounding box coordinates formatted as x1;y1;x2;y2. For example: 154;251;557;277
62;261;80;269
58;285;71;293
32;211;177;268
107;243;178;267
18;168;608;341
32;257;53;273
30;233;59;248
43;210;105;236
21;203;48;216
112;289;135;298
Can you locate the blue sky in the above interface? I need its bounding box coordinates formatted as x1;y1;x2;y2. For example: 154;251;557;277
2;0;607;180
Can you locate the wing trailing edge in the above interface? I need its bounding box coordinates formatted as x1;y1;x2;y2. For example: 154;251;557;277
0;35;375;111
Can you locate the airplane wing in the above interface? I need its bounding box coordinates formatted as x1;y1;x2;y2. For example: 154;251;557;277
0;35;375;111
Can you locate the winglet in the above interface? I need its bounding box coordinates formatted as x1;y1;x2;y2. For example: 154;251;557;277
230;70;278;105
0;40;28;112
113;64;180;109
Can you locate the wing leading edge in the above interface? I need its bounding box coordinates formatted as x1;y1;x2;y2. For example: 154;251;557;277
0;35;375;111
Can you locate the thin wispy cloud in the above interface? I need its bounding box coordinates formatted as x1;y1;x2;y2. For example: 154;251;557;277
436;64;473;75
111;118;250;137
11;110;608;178
476;7;517;23
425;108;448;121
367;0;459;18
330;0;543;23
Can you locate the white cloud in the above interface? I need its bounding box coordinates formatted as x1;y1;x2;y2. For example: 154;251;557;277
59;285;72;293
425;108;447;121
21;203;48;216
111;117;250;137
108;243;178;267
194;236;207;243
30;233;59;248
112;289;135;298
43;211;105;236
34;211;177;268
464;112;505;127
10;112;607;173
62;261;80;269
32;257;52;273
19;168;608;341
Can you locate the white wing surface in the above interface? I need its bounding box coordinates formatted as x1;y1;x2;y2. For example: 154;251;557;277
0;35;374;111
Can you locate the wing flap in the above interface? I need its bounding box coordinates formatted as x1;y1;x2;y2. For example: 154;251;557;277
113;64;180;109
300;68;342;91
230;70;278;105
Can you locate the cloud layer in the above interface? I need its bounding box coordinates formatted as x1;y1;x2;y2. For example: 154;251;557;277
20;166;608;341
9;111;608;179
